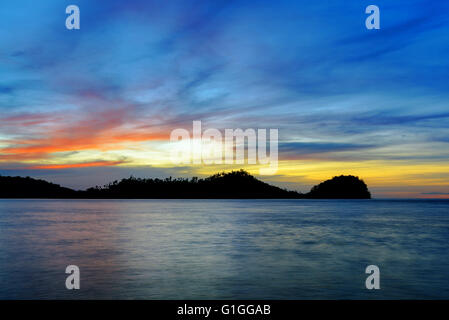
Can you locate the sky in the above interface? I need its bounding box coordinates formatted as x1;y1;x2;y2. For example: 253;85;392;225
1;0;449;198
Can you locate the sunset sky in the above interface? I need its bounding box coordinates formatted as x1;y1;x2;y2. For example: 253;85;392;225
1;0;449;198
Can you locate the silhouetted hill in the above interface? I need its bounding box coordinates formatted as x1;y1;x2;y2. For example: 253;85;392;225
305;175;371;199
0;175;77;198
83;170;300;199
0;171;371;199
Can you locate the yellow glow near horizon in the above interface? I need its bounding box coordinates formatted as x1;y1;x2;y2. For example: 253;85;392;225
7;140;449;198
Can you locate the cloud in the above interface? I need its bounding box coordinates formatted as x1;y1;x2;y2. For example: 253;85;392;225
351;112;449;126
421;192;449;195
27;160;126;170
1;1;449;197
279;142;376;159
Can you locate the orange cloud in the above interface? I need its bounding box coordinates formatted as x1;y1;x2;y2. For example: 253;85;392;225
3;132;169;155
28;160;125;170
0;106;172;158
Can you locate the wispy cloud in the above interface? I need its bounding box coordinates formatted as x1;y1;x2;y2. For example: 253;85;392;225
1;0;449;195
421;192;449;195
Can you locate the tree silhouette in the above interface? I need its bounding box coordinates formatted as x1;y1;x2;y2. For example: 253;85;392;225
306;175;371;199
0;171;371;199
0;175;77;198
84;169;300;198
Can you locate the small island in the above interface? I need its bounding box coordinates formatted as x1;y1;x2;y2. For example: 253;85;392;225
305;175;371;199
0;170;371;199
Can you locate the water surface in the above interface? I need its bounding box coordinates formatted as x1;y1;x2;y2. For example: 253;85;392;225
0;199;448;299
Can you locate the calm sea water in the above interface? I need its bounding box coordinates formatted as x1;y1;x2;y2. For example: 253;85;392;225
0;199;448;299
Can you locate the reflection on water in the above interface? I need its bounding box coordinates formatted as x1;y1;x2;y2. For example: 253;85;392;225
0;199;448;299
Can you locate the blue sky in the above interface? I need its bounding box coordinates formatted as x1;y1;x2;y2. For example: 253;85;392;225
1;0;449;197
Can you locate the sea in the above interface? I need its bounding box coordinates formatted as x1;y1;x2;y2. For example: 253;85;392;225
0;199;448;299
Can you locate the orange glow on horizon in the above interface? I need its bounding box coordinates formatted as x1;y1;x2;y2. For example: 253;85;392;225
29;161;125;170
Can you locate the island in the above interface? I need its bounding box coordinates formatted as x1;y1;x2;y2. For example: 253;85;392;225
0;170;371;199
304;175;371;199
